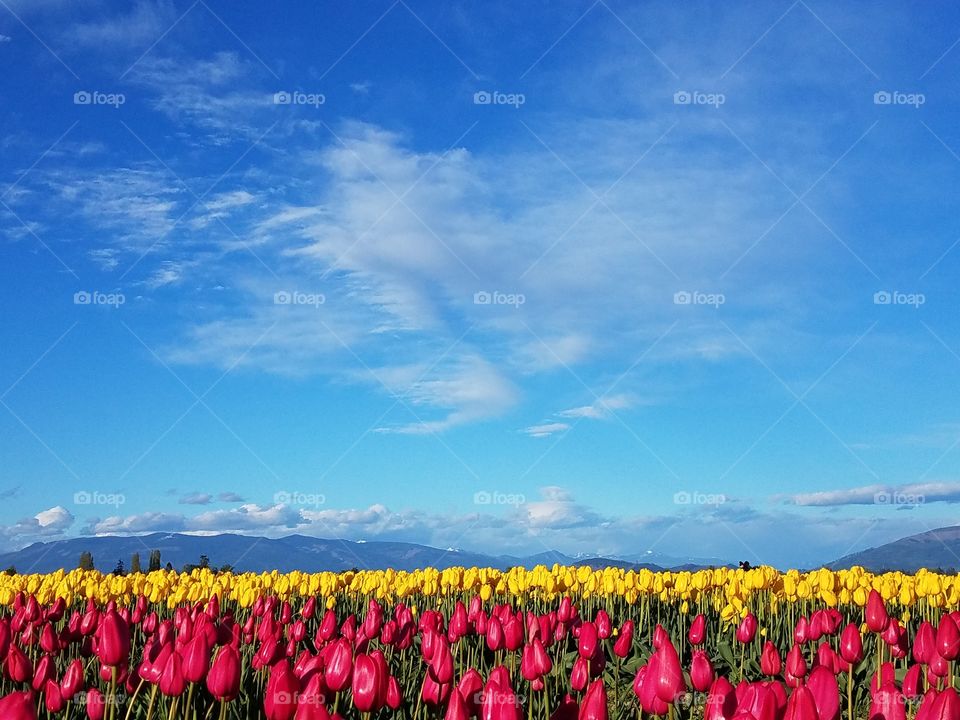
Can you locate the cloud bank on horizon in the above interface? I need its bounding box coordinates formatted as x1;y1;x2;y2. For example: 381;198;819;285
2;0;960;569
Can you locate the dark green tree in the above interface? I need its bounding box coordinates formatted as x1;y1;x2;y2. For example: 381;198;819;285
112;559;124;576
130;553;141;574
148;549;162;572
199;554;210;569
78;551;94;571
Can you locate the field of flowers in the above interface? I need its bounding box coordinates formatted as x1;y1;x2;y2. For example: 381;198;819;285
0;565;958;719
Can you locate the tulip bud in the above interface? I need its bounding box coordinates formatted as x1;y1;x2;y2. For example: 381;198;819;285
736;614;758;644
691;650;714;692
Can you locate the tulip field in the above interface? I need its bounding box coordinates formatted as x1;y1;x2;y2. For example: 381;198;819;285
1;566;960;719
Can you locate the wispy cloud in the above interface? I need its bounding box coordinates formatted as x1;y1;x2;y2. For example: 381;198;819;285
522;422;571;438
787;481;960;507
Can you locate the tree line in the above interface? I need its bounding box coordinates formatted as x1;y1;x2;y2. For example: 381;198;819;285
76;550;234;574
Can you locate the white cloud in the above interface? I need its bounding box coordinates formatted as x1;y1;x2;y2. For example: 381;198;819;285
789;481;960;507
34;506;73;530
522;422;570;438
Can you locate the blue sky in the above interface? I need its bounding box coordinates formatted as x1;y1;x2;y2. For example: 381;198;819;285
2;0;960;569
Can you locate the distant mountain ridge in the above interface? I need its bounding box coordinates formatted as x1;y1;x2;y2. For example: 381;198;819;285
0;533;706;574
828;525;960;573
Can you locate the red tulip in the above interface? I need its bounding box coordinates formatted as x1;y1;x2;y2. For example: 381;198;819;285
159;650;186;697
794;617;809;645
866;590;889;633
736;614;758;644
421;673;451;706
0;690;37;720
486;617;504;652
579;679;608;720
571;656;589;692
265;661;300;720
705;677;737;720
915;622;936;665
937;616;960;660
784;686;817;720
352;653;386;712
6;643;32;683
324;638;353;693
903;665;923;700
840;624;863;664
31;654;54;691
481;670;521;720
654;641;686;704
503;616;523;651
61;658;84;700
430;639;455;684
386;675;403;710
206;645;241;701
870;684;906;720
691;650;715;692
446;689;470;720
761;642;782;676
785;645;807;679
925;688;960;720
458;668;484;716
85;688;105;720
182;632;211;684
689;614;707;646
578;622;598;659
807;666;840;720
39;624;58;654
44;679;65;714
736;682;778;720
613;621;634;658
97;610;130;667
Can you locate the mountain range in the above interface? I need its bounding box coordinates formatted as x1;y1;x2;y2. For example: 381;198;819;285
828;525;960;573
0;533;725;575
0;526;951;574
